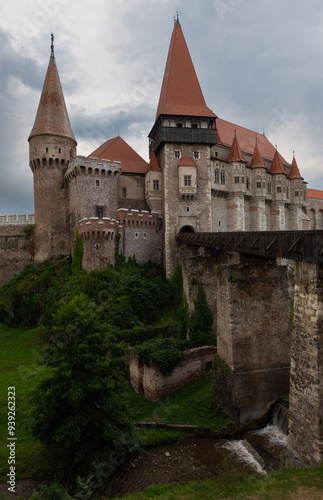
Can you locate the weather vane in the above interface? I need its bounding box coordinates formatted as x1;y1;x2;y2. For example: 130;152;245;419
51;33;54;53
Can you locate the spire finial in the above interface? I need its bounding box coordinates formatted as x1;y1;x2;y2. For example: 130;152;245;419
293;149;295;158
51;33;54;55
234;128;236;139
174;11;179;25
255;136;258;146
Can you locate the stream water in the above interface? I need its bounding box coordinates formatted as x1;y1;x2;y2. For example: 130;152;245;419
101;403;289;498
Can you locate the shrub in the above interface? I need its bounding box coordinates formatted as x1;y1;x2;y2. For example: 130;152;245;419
135;337;187;377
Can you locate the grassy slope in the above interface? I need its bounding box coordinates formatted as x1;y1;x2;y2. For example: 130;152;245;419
127;374;230;429
0;324;53;481
111;465;323;500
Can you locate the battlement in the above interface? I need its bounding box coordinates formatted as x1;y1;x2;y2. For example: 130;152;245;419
117;209;162;231
65;155;122;181
0;214;35;225
78;217;123;240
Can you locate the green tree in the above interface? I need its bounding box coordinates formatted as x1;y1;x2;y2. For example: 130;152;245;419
171;259;183;310
178;295;190;340
190;285;215;347
31;295;136;483
71;230;84;274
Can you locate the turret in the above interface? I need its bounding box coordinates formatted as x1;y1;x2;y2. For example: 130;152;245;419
28;35;77;261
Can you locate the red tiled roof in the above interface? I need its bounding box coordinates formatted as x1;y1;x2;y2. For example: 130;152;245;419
155;22;216;120
216;118;289;166
250;143;266;168
149;152;161;171
269;150;287;175
307;189;323;200
88;136;149;174
179;157;196;166
228;136;246;162
29;51;76;143
288;156;303;180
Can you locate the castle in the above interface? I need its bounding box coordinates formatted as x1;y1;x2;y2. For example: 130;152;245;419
1;19;323;283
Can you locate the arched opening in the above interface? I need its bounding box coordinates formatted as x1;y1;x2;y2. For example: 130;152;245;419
179;225;195;233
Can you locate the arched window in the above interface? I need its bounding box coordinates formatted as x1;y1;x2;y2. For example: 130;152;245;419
215;169;219;184
220;171;225;185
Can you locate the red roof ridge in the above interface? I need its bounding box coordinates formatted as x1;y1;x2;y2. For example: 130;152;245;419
250;142;266;168
269;150;287;175
148;152;161;171
228;135;246;162
155;22;216;121
288;155;303;180
29;49;76;144
307;188;323;200
179;157;196;166
88;136;149;174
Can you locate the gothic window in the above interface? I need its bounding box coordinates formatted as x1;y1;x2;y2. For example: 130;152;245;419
194;151;200;160
268;182;271;194
295;191;299;197
184;175;192;186
221;171;225;185
256;182;261;189
215;169;219;184
95;206;103;219
153;180;159;190
277;186;282;193
246;177;250;190
235;176;240;184
174;150;181;159
241;177;245;184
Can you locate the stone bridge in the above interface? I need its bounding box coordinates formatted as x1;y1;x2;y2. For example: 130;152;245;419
176;231;323;466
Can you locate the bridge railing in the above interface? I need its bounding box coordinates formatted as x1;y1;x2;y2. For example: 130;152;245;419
176;230;323;264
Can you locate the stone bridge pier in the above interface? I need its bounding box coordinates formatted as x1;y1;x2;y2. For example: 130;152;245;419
288;261;323;465
179;244;323;464
179;246;292;425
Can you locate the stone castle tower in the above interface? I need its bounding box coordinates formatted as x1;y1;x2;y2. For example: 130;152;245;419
28;35;77;261
148;18;217;277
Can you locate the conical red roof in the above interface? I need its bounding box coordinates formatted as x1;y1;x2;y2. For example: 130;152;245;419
29;49;76;143
88;136;149;174
288;155;303;179
148;152;161;172
250;142;266;168
228;135;245;162
155;22;216;120
269;150;287;175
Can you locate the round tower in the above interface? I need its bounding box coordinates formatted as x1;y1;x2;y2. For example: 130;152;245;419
28;34;77;261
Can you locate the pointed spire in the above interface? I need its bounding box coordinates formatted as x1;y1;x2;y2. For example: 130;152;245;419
250;139;266;168
269;150;287;175
288;153;303;179
228;134;245;162
148;152;161;172
29;35;76;143
155;22;216;120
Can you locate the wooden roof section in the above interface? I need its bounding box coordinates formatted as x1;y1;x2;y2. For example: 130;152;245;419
88;136;149;174
29;46;76;143
155;22;216;121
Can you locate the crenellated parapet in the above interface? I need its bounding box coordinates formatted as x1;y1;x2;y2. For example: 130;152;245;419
0;214;35;225
117;209;162;231
77;217;123;241
65;156;122;182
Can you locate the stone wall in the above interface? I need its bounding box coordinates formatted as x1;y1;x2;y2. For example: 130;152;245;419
0;225;34;286
288;261;323;465
179;245;292;424
128;346;216;402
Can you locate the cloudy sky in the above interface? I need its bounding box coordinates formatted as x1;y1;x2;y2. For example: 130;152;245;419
0;0;322;215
